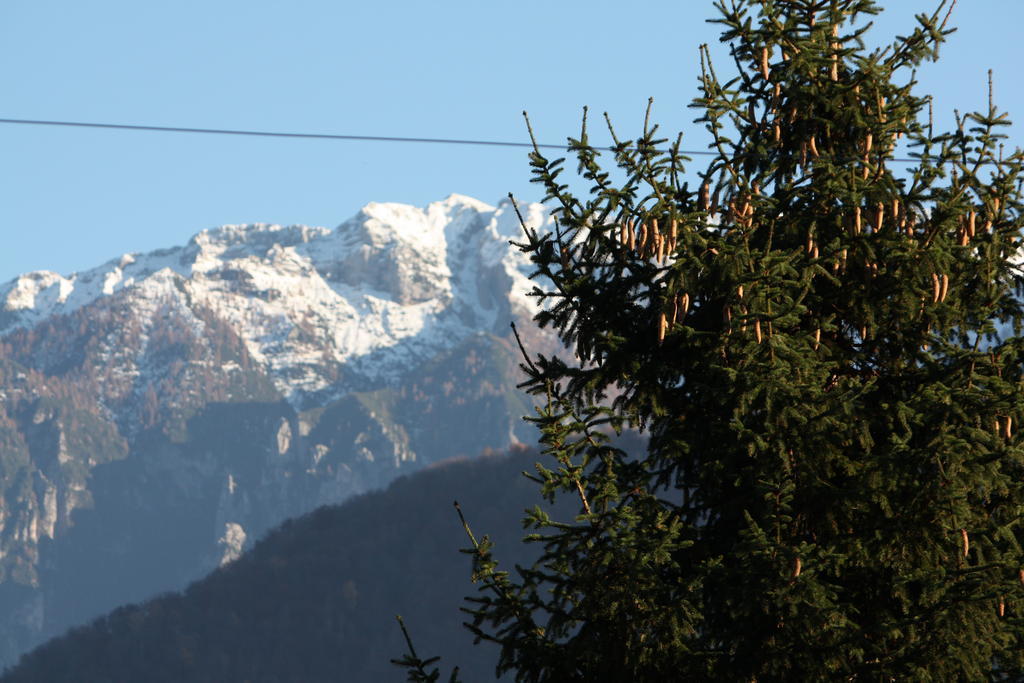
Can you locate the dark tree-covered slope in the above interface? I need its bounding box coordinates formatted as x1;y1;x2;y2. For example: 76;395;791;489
0;446;584;682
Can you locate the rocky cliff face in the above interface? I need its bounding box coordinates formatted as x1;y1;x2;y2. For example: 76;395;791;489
0;194;556;667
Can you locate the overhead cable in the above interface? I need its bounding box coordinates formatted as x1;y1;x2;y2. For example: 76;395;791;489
0;116;986;166
0;117;614;152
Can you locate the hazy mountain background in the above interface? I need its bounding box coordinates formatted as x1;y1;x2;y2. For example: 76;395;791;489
0;194;562;669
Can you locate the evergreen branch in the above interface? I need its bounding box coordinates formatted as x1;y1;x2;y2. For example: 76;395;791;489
391;615;460;683
446;1;1024;678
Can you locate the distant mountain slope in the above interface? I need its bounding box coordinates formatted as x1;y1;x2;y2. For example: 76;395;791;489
0;195;559;667
0;447;583;683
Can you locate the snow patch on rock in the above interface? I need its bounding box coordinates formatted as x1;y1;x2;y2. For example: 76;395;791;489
218;523;247;566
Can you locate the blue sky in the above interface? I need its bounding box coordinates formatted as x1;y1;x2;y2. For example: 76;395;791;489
2;0;1023;283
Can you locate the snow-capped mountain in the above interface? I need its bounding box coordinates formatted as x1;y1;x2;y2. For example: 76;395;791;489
0;195;557;668
0;194;550;404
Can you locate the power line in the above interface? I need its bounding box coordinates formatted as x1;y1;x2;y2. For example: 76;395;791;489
0;116;976;166
0;116;626;153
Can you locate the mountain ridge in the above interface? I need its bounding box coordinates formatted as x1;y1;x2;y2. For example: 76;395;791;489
0;194;557;668
0;194;552;406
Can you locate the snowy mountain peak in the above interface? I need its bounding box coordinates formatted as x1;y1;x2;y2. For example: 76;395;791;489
1;196;553;405
190;223;331;257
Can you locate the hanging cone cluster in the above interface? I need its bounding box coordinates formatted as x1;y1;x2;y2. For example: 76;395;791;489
994;415;1014;439
619;216;679;264
931;273;950;303
657;291;692;343
845;200;907;237
955;207;998;246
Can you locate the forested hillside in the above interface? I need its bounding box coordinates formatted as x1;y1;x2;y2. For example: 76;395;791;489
1;445;596;682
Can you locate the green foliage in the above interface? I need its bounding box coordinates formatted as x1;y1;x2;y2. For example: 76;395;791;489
401;0;1024;679
391;615;461;683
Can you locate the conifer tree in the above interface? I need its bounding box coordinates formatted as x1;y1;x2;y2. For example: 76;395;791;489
398;0;1024;679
